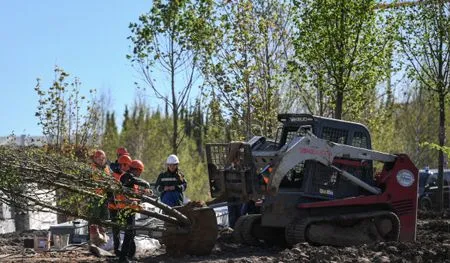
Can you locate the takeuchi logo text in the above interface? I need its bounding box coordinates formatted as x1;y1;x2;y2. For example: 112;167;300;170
299;147;332;160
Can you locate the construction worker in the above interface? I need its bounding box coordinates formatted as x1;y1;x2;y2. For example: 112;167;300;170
110;147;129;174
108;154;132;256
112;154;132;181
89;150;111;245
119;159;150;262
92;150;110;173
155;154;187;207
90;149;112;196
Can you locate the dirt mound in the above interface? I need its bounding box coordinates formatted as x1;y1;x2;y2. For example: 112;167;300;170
1;218;450;262
278;220;450;263
418;210;450;220
145;218;450;263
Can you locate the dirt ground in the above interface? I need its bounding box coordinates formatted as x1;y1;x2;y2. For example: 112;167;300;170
1;211;450;263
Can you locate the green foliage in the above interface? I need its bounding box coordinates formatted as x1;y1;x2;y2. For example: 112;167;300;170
204;91;228;143
34;66;102;156
102;112;120;159
0;144;151;227
397;1;450;192
115;99;210;200
0;145;100;216
177;137;210;201
396;87;440;168
194;0;293;139
19;1;450;215
120;102;151;161
128;0;205;154
291;0;397;120
398;1;450;94
33;66;112;222
183;101;205;156
421;142;450;159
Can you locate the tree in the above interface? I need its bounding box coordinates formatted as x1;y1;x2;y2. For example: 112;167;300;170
251;0;292;137
102;112;120;158
120;101;151;161
291;0;397;120
116;101;211;201
398;0;450;211
34;66;102;155
204;90;228;143
183;100;205;157
395;85;440;168
0;145;210;236
34;66;106;222
195;0;293;139
122;105;130;132
128;0;202;154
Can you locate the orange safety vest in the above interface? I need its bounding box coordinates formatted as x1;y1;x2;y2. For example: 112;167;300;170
91;164;111;195
108;173;142;211
113;171;122;182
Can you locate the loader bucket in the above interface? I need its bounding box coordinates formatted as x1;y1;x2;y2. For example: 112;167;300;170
162;203;218;256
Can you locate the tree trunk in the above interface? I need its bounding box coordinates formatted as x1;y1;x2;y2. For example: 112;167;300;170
335;89;344;119
172;64;178;155
437;92;446;211
170;32;178;155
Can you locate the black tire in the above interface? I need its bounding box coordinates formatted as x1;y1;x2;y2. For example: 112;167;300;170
261;227;287;247
241;214;261;246
232;215;248;244
374;212;401;241
285;218;308;247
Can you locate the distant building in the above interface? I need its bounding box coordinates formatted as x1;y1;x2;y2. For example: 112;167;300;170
0;135;46;147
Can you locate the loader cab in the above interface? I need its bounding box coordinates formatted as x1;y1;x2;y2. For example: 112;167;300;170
275;113;371;150
275;114;373;198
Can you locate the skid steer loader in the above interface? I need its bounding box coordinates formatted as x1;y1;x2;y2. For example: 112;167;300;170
206;114;418;247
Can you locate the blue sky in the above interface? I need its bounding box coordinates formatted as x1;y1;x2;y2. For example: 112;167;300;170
0;1;154;136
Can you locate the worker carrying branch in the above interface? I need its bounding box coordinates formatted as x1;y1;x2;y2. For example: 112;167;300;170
89;149;111;246
118;159;151;262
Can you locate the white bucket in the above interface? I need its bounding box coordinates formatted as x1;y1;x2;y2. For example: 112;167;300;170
52;234;70;249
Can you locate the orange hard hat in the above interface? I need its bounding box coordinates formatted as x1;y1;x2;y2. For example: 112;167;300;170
118;155;132;165
116;147;129;156
130;160;144;172
93;150;106;159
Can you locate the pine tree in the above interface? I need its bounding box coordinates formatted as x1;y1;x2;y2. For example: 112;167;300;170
102;111;119;159
122;105;130;132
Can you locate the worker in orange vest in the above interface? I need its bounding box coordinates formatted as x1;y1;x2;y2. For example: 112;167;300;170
118;159;150;262
92;150;111;174
89;150;111;246
112;154;132;181
110;147;129;174
108;154;132;256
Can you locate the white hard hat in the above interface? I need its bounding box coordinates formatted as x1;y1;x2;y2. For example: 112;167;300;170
166;154;179;165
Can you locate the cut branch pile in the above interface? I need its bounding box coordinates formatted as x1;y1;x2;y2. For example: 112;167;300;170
0;145;189;230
